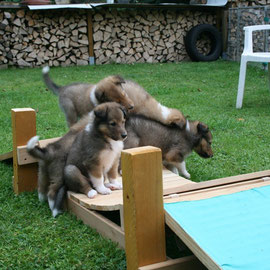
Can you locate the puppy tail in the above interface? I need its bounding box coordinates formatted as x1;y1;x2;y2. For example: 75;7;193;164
52;185;67;218
42;66;61;96
27;135;47;161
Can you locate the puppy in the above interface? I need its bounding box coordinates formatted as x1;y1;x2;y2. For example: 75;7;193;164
27;113;92;217
124;116;213;179
63;102;127;197
43;67;186;128
43;66;134;127
122;80;186;128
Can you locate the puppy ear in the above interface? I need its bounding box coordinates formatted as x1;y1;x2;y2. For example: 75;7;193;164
112;75;125;85
95;88;105;102
94;105;107;119
120;106;127;119
197;122;209;134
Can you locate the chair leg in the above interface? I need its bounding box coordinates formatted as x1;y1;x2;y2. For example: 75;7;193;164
236;58;247;109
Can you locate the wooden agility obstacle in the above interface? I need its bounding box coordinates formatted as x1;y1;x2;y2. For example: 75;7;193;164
10;108;270;270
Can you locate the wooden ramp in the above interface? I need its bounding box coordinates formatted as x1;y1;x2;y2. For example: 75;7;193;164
67;167;195;252
11;109;270;270
68;168;194;212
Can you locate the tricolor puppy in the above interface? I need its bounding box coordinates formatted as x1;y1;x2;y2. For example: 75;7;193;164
27;114;92;217
43;66;134;127
63;102;127;198
124;116;213;179
43;67;186;129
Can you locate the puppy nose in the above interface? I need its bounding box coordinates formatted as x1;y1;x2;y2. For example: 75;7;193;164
121;133;127;139
128;104;134;110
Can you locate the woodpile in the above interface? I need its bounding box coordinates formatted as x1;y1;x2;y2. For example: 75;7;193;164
226;1;270;61
228;0;270;7
92;9;216;65
0;9;89;67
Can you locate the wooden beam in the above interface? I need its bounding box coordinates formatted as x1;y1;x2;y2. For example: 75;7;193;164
0;151;13;161
122;146;166;270
138;255;206;270
67;195;125;249
165;213;221;270
11;108;37;194
164;170;270;196
87;10;94;65
16;137;60;165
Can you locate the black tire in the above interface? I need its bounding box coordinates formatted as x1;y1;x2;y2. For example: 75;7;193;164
184;24;222;62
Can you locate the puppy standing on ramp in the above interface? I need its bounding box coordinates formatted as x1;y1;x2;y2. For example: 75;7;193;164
124;116;213;179
64;102;127;197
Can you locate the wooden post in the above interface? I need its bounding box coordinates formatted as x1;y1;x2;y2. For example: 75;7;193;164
87;11;95;65
11;108;38;194
121;146;166;270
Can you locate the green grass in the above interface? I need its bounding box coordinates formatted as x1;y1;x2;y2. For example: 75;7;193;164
0;61;270;269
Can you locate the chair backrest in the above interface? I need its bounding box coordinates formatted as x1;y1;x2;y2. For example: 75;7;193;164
243;24;270;54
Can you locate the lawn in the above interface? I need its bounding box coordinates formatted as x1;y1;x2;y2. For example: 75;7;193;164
0;60;270;269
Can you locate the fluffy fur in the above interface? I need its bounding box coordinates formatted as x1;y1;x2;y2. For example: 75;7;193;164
43;66;133;127
27;113;93;217
124;116;213;178
63;102;127;197
43;67;186;129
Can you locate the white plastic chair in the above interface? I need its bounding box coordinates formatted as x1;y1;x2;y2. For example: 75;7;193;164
236;25;270;109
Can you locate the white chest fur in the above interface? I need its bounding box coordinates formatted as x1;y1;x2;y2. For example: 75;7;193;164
100;139;123;174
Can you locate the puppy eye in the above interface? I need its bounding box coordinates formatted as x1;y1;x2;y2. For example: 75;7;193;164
110;122;116;126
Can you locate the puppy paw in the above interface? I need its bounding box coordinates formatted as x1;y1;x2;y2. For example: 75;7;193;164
95;185;112;195
105;181;122;190
52;208;63;218
171;167;179;175
48;198;55;211
38;192;47;203
87;189;97;198
167;110;186;129
182;171;191;179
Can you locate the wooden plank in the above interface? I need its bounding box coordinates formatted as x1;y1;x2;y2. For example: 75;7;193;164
164;178;270;203
164;170;270;196
11;108;37;194
17;137;60;165
68;168;193;212
67;195;125;249
87;11;94;59
138;256;206;270
165;212;221;270
122;146;166;270
0;151;13;161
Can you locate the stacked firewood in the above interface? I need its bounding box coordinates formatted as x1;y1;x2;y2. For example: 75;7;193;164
0;9;89;67
228;0;270;7
92;9;215;65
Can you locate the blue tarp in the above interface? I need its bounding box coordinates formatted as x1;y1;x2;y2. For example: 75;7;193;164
164;185;270;270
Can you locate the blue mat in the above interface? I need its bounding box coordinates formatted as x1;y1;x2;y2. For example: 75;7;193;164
164;185;270;270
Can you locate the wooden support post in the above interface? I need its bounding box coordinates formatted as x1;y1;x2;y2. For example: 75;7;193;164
11;108;37;194
87;11;95;65
121;146;166;270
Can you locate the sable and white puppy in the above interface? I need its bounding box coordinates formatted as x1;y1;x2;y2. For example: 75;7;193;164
27;115;92;217
63;102;127;197
43;66;134;127
43;67;186;129
124;116;213;179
